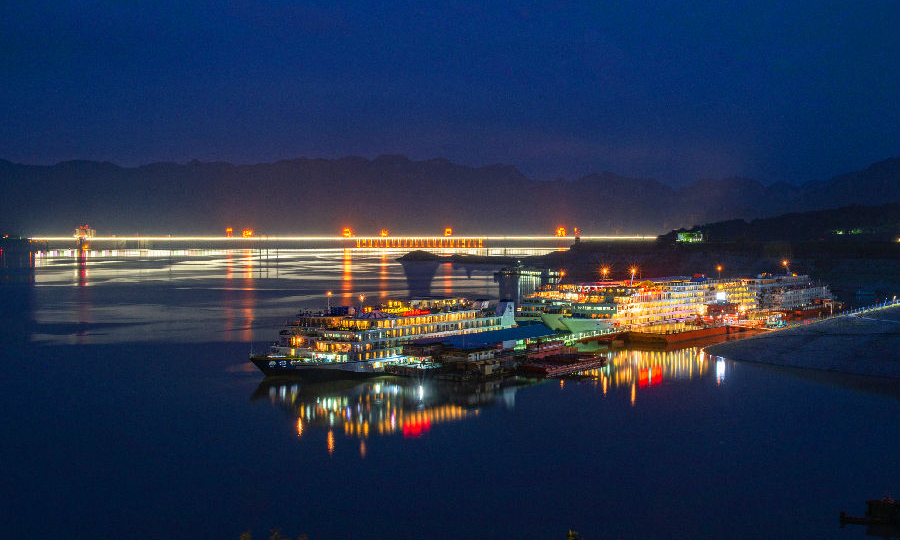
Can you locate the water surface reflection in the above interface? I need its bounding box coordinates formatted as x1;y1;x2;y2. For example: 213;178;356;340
253;376;537;453
574;347;713;400
253;346;725;449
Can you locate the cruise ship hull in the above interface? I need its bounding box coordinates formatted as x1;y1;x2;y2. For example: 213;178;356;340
250;356;386;380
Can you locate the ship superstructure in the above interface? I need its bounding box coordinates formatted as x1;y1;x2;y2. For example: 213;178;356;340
743;274;833;312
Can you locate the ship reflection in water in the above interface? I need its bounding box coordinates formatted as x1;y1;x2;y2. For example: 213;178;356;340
253;346;721;453
572;347;716;405
252;377;537;453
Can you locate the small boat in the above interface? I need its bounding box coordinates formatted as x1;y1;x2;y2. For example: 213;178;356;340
520;354;607;377
840;496;900;533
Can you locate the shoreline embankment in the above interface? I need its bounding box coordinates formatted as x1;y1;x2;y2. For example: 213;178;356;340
704;305;900;379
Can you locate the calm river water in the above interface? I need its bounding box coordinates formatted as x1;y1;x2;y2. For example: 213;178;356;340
1;248;897;539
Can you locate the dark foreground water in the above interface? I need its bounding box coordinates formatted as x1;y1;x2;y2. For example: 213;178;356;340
1;249;897;539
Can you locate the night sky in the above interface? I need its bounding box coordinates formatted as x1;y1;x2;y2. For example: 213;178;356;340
2;0;897;185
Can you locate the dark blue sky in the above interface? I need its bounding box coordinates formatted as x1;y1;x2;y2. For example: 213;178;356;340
2;0;897;185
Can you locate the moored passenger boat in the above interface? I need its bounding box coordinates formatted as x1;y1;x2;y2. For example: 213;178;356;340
521;273;832;334
251;299;516;379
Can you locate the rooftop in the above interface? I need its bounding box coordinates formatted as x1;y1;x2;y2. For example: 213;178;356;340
412;323;560;350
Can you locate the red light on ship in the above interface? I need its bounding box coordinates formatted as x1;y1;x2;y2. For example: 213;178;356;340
400;309;431;317
225;227;233;238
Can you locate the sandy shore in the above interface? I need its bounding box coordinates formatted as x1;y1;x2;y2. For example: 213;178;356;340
704;306;900;378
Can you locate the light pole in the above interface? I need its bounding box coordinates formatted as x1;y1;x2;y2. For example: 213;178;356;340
630;267;637;287
601;267;609;281
326;291;332;312
716;265;722;279
359;294;366;310
782;259;790;274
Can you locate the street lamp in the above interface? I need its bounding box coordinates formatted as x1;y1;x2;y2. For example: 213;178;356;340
716;265;722;279
326;291;332;312
782;260;790;274
601;267;609;281
359;294;366;307
630;267;637;286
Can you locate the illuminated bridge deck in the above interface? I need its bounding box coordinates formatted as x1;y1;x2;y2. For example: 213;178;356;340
30;235;657;250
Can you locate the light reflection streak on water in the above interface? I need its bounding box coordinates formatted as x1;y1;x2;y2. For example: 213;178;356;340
223;252;234;338
442;262;452;296
573;347;713;405
379;251;388;298
241;249;253;280
241;251;255;343
76;251;90;345
342;248;352;299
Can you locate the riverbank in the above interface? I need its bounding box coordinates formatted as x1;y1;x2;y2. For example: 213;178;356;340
704;306;900;378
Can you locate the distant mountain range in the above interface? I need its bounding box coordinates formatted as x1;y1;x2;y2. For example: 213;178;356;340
0;155;897;236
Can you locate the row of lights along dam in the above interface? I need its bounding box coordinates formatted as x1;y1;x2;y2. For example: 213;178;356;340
28;225;657;249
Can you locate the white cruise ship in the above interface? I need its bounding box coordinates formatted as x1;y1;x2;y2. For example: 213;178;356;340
521;275;757;335
252;298;516;379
